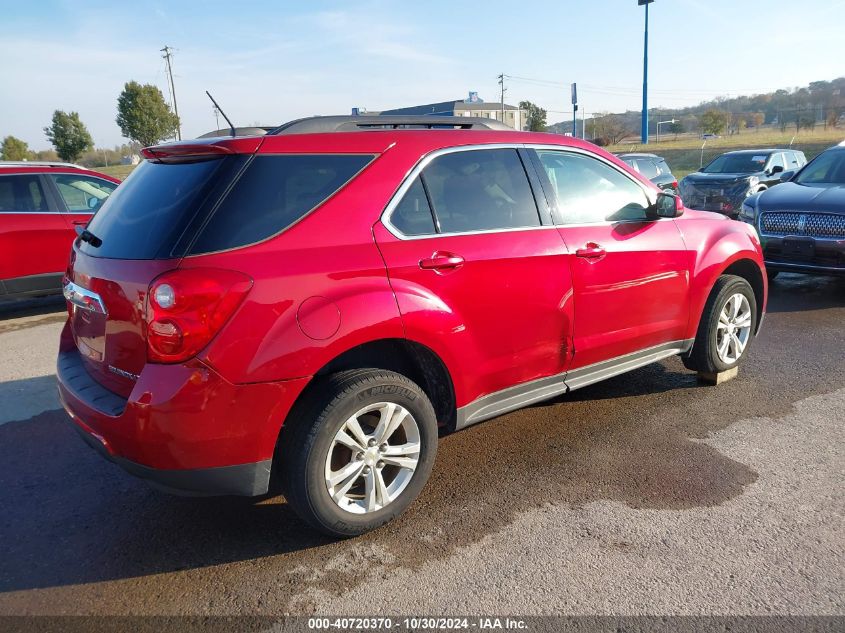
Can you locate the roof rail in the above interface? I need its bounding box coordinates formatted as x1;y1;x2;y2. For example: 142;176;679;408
0;160;85;169
268;115;513;135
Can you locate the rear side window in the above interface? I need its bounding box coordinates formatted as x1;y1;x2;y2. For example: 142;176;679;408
390;177;437;236
80;158;239;259
190;154;373;254
0;175;49;212
656;159;672;176
420;148;539;233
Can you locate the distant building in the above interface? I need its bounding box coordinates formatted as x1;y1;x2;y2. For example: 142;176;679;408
376;92;526;130
121;154;140;166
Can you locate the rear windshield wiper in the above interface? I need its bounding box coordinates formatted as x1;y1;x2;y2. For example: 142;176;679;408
75;225;103;248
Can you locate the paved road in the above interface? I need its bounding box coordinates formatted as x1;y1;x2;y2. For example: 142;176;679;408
0;275;842;616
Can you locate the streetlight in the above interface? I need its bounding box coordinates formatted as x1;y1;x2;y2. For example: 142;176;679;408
638;0;654;145
655;118;676;143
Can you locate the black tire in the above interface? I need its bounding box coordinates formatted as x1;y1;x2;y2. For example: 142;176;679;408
766;270;779;281
277;369;438;537
683;275;758;374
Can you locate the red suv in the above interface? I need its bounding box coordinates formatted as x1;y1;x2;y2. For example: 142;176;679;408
0;162;119;299
57;116;767;536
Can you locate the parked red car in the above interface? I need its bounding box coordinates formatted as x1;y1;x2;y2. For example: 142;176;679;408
0;162;119;299
57;117;767;536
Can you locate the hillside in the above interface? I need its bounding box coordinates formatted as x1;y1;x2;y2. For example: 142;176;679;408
547;76;845;140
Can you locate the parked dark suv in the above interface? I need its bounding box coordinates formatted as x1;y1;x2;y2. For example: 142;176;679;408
617;153;678;194
57;115;767;537
740;143;845;278
679;149;806;217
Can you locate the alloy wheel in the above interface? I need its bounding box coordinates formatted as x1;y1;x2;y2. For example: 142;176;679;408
324;402;421;514
716;292;752;364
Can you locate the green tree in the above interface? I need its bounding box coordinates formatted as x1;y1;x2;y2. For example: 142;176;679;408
519;100;547;132
116;81;179;147
1;135;33;161
700;109;728;135
43;111;94;162
667;120;684;138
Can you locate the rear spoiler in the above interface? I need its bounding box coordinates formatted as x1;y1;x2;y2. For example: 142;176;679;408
142;137;263;163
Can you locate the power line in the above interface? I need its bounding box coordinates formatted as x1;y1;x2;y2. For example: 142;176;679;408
161;45;181;141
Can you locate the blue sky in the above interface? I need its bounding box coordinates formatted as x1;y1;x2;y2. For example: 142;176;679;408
2;0;844;149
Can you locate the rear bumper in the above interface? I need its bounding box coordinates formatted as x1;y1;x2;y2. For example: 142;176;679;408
57;323;310;496
65;415;272;496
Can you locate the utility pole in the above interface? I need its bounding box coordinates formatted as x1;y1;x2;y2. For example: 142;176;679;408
161;45;181;140
498;73;506;125
638;0;654;145
571;83;578;137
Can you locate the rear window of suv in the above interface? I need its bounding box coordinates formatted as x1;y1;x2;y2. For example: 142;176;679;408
79;158;243;259
79;154;373;259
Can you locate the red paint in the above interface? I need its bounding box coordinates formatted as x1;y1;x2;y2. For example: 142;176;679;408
0;166;120;285
57;129;766;482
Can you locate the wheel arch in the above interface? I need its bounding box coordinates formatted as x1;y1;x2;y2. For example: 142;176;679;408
720;258;765;334
279;338;457;443
687;254;765;343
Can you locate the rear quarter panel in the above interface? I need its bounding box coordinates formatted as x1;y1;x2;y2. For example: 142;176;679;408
190;140;420;385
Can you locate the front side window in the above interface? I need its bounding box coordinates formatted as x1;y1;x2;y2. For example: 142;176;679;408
767;153;786;171
0;175;49;212
52;174;117;212
420;148;540;233
537;151;651;224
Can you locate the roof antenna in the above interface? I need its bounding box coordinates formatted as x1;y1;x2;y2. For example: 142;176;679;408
205;91;236;137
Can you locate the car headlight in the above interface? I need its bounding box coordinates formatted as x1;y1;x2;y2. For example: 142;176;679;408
739;201;756;222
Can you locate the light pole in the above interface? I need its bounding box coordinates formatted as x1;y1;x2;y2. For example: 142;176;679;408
655;118;676;143
638;0;654;145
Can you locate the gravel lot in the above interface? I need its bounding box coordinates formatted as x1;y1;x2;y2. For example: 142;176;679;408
0;275;842;617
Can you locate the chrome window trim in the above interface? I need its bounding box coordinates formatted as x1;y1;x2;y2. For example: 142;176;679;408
381;143;545;241
380;142;661;241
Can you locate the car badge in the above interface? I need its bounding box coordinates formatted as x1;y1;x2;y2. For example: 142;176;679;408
797;214;808;233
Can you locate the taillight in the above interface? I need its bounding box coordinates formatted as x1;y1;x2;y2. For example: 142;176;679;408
145;268;253;363
671;180;678;190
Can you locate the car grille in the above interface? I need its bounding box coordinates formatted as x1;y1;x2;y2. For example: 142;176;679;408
760;212;845;239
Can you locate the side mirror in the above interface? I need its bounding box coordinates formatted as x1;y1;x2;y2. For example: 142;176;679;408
87;196;99;210
649;191;683;219
779;169;796;182
769;165;784;176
